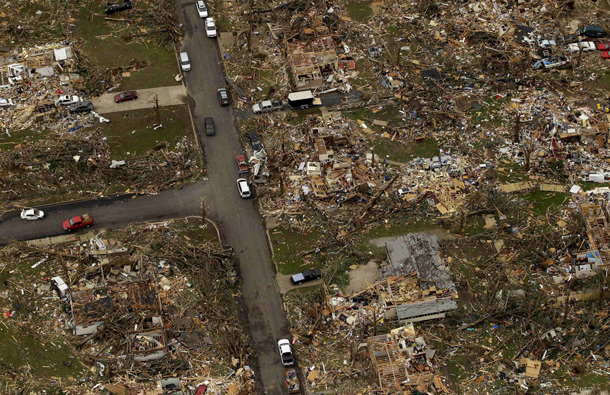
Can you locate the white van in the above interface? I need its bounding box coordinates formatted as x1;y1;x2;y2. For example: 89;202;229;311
179;52;191;71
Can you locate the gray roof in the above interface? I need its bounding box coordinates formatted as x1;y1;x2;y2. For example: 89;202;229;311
382;233;456;292
396;298;458;321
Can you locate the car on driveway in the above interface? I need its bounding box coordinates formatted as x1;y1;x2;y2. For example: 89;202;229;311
196;0;208;17
114;90;138;103
566;41;596;53
69;101;94;114
205;17;217;38
290;268;322;285
55;95;82;107
204;117;215;136
217;88;230;106
63;214;94;231
237;178;251;198
278;339;295;367
20;208;45;221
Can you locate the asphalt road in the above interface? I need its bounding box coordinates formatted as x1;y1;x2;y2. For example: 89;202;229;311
0;182;205;244
176;2;289;394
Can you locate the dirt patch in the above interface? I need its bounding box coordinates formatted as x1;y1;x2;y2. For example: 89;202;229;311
345;260;380;294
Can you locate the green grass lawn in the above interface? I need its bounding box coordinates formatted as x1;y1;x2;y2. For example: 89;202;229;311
0;325;82;380
0;128;50;151
269;226;324;274
76;4;179;90
373;137;439;163
347;1;373;21
524;190;569;215
99;105;192;160
171;217;219;243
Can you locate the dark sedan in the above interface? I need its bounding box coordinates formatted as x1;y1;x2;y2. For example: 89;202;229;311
114;91;138;103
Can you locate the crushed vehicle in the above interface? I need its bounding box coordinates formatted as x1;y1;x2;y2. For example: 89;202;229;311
533;55;569;69
63;214;94;231
252;100;283;114
236;155;249;173
247;131;263;151
567;41;596;53
579;25;606;38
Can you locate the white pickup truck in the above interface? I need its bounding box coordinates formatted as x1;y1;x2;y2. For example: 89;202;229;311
252;100;283;114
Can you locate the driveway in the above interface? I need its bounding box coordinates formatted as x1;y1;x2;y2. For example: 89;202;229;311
92;85;187;114
276;272;323;295
176;1;290;393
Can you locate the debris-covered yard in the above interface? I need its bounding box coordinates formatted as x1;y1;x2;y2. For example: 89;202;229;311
0;218;254;394
214;0;610;392
0;0;199;212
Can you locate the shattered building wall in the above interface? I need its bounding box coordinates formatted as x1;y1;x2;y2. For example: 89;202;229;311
288;37;338;91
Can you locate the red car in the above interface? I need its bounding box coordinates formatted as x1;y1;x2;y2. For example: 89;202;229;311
114;90;138;103
63;214;94;231
596;42;610;51
236;154;249;173
602;51;610;59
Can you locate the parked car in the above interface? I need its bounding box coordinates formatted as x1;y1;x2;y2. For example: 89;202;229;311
20;208;45;221
204;117;215;136
217;88;230;106
579;25;605;38
252;100;283;114
114;90;138;103
63;214;94;231
69;101;93;114
205;17;217;38
290;268;322;285
236;155;249;173
567;41;596;53
237;178;251;198
602;51;610;59
55;95;82;106
179;52;191;71
247;131;263;151
196;0;208;18
278;339;295;367
533;55;569;70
